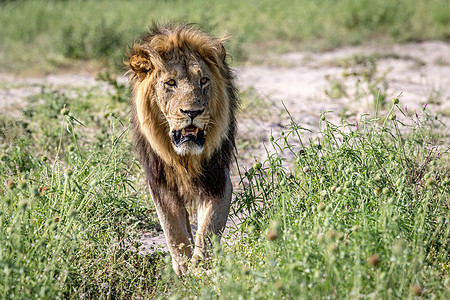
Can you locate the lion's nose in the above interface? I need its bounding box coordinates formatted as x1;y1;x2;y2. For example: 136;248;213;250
180;109;204;120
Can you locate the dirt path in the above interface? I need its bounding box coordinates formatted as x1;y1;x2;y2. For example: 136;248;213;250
237;41;450;149
1;41;449;254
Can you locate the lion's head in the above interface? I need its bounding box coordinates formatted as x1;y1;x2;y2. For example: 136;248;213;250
127;24;238;176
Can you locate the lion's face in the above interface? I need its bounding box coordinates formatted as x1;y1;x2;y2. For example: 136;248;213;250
154;54;213;156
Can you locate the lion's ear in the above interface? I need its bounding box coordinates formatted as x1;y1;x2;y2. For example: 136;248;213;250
128;46;153;79
217;43;226;63
214;36;230;63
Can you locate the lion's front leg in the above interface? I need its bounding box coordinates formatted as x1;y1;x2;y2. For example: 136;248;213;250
193;173;232;262
151;189;193;276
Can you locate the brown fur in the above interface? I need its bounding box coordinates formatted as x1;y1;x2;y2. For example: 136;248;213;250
126;23;239;275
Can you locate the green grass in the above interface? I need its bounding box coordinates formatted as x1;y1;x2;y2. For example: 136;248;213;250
1;1;449;297
0;74;449;298
155;103;449;298
0;80;166;298
1;0;449;73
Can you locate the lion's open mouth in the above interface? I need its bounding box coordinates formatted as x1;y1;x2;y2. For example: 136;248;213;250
172;125;205;147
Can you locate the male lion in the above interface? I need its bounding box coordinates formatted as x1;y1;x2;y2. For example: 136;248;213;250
126;23;239;275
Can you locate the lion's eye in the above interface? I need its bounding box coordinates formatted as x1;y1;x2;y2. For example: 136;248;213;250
165;79;177;87
200;77;209;85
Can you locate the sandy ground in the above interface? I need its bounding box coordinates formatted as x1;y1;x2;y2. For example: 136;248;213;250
237;41;450;146
1;41;449;253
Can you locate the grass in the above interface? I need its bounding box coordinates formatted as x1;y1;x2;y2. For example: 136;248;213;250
1;0;449;73
0;81;166;298
1;72;448;298
0;1;449;298
159;101;449;299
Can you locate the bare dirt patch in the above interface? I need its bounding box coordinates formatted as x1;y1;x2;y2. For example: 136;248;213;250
237;41;450;158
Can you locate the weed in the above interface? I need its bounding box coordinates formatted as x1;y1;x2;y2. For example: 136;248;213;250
1;75;449;298
159;99;449;299
0;79;163;299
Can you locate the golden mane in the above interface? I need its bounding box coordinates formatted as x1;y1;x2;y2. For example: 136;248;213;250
126;23;238;186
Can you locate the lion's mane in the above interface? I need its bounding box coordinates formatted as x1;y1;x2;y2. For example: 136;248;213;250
126;23;239;200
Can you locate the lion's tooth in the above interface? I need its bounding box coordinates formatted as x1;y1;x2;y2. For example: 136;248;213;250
182;128;186;135
194;128;199;135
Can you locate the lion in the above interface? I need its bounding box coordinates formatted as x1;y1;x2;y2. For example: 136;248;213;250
126;23;239;275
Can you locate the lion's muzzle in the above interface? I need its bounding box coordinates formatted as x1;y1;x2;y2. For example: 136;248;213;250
180;109;204;120
172;125;206;147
